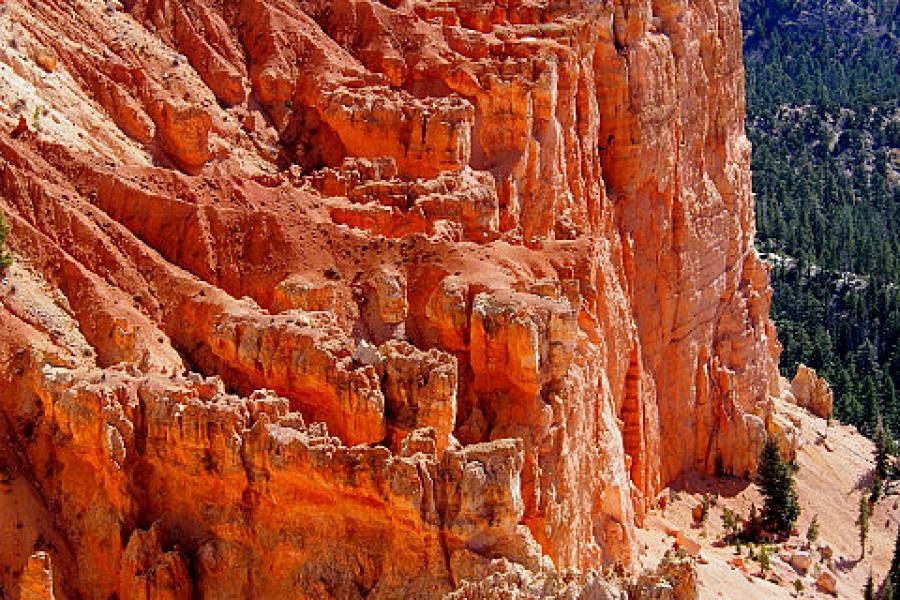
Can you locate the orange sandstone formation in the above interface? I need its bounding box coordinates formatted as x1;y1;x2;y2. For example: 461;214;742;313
0;0;781;597
17;552;54;600
789;364;834;420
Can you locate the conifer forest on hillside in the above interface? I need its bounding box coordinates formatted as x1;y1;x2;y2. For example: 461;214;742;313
744;0;900;436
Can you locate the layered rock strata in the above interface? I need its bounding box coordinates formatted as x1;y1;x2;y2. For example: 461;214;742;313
0;0;779;597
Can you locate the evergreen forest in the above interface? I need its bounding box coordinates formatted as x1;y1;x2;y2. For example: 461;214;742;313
742;0;900;437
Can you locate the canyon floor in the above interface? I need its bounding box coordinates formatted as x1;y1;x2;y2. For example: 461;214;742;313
638;397;898;599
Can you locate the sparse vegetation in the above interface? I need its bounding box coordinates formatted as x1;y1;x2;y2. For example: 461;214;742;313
31;105;41;132
858;493;871;558
890;527;900;592
0;208;12;272
758;544;771;573
758;437;801;534
806;514;820;545
722;507;740;542
698;493;714;524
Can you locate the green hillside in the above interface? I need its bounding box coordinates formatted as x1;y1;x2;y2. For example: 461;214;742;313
742;0;900;435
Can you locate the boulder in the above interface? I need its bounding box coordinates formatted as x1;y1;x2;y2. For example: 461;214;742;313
691;504;705;523
674;532;702;557
33;48;57;73
789;551;812;572
728;557;746;571
153;100;213;171
816;570;837;595
791;365;834;419
634;551;698;600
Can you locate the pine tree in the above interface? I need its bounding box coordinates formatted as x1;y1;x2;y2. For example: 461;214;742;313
872;474;884;503
891;527;900;593
863;376;881;437
865;572;876;600
722;508;740;542
806;514;820;545
883;373;899;434
858;341;881;377
875;417;894;479
835;367;857;422
858;494;871;558
758;544;771;573
757;437;801;534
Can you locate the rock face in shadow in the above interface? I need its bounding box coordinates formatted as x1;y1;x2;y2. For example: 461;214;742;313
0;0;777;597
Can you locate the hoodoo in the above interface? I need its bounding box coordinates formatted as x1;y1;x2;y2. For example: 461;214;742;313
0;0;784;597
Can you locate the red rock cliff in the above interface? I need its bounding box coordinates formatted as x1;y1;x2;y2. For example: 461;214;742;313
0;0;780;597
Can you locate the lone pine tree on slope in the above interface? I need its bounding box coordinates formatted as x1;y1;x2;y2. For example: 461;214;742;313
858;493;871;559
865;572;876;600
757;437;800;534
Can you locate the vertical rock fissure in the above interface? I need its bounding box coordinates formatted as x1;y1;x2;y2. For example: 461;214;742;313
622;346;644;494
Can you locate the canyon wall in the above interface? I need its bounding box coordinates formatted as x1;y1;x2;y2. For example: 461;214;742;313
0;0;781;597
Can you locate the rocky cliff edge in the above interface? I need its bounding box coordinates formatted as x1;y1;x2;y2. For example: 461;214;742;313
0;0;783;597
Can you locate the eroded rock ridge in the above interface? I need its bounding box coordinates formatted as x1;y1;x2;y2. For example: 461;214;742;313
0;0;779;597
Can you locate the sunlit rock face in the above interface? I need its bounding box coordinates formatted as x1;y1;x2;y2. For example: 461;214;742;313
789;364;834;419
0;0;777;597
